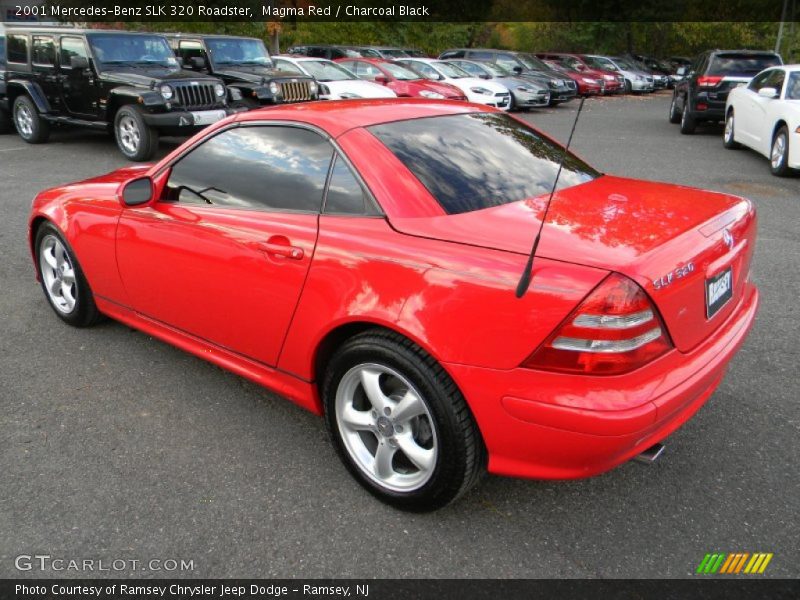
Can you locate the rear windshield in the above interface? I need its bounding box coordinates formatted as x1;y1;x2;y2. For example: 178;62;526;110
709;54;782;76
369;113;600;215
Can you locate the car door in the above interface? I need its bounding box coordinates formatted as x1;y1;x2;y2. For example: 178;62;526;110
753;69;785;154
739;69;776;148
58;36;97;117
115;124;333;366
31;36;59;103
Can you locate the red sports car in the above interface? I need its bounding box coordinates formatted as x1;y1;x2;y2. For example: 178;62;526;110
28;99;758;511
334;57;467;100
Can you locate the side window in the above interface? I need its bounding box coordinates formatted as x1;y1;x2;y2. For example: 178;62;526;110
60;37;89;69
468;51;492;60
496;53;519;70
766;69;785;94
7;34;28;64
359;63;382;80
748;69;773;92
32;36;56;66
324;155;374;215
339;60;358;74
564;57;581;69
165;126;333;213
178;40;205;62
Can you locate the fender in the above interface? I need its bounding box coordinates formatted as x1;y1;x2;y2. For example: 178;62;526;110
108;86;165;109
7;79;51;113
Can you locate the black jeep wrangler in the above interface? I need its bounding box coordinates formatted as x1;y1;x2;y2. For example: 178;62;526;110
0;26;238;161
166;34;318;108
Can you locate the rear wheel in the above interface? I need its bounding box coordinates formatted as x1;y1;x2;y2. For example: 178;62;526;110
35;223;103;327
668;94;681;124
13;95;50;143
680;97;697;134
723;110;741;149
770;126;792;177
114;105;159;162
322;329;485;511
624;79;632;94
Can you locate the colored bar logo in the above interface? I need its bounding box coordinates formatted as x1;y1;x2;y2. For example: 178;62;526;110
696;553;773;574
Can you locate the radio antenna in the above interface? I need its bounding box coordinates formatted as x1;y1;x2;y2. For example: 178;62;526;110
515;96;586;298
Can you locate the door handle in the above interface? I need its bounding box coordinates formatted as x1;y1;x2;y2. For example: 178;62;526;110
257;239;304;260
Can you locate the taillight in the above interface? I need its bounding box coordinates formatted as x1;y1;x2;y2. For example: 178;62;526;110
697;75;723;88
522;273;673;375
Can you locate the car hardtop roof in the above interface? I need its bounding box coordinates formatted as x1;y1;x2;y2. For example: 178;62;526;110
234;98;493;137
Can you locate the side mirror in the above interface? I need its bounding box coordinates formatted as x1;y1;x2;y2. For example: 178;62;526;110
374;74;388;84
70;55;90;70
175;56;184;67
676;66;687;76
121;177;154;207
758;86;778;98
512;66;523;74
480;73;490;79
190;56;207;70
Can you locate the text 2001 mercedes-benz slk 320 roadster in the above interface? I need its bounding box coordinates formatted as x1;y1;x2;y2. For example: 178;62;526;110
28;99;758;510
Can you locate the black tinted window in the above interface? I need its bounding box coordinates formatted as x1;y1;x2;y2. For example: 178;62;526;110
7;35;28;64
709;54;781;76
324;155;373;215
370;113;600;215
0;37;7;63
166;126;333;212
32;36;55;65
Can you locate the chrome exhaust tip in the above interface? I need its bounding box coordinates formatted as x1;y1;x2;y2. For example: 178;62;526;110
634;442;665;464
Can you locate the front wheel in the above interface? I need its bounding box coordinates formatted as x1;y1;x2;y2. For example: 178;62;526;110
723;110;741;149
322;329;485;511
114;105;159;162
624;79;632;94
35;223;103;327
770;126;792;177
13;95;50;143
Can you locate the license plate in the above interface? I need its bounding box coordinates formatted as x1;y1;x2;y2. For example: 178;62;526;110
191;110;226;126
706;267;733;318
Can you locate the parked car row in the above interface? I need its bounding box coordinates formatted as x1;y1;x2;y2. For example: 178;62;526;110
666;49;797;176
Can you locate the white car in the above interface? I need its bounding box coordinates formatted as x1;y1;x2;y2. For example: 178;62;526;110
394;58;511;110
725;64;800;176
272;56;396;100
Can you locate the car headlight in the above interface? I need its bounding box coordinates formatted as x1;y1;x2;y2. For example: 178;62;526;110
309;81;318;95
340;92;362;99
549;79;559;87
470;87;493;95
318;83;330;96
582;78;597;84
159;84;173;100
213;83;226;97
419;90;445;99
269;82;280;95
604;74;614;80
635;75;643;81
516;86;533;93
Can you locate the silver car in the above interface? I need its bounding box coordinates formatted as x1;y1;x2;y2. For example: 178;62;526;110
443;59;551;109
583;55;654;93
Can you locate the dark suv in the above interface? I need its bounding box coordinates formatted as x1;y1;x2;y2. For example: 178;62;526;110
166;34;318;108
0;26;236;161
670;49;782;134
438;48;576;105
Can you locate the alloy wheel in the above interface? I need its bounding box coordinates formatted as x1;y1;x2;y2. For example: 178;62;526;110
118;115;141;155
39;234;77;314
771;133;786;169
724;114;734;143
335;363;438;492
15;103;34;138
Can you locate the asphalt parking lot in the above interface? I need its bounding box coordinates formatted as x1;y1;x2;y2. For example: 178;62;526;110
1;92;798;579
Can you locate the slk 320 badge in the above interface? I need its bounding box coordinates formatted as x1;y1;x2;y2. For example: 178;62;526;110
653;263;695;290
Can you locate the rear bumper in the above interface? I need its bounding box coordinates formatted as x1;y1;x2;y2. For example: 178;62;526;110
445;283;759;480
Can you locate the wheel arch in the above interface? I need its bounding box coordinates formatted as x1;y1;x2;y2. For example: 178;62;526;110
773;119;788;140
7;80;52;113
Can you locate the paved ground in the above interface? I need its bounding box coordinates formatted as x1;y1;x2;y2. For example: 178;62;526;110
1;92;798;579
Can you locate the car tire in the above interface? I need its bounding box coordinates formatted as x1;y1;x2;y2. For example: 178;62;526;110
668;94;681;123
723;109;741;149
770;125;792;177
680;97;697;134
624;79;632;93
13;95;50;143
114;105;159;162
322;328;485;511
34;222;103;327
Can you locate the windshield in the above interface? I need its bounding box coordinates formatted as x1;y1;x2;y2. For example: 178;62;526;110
482;62;510;77
432;61;470;78
709;54;782;76
786;72;800;100
88;34;177;67
369;113;600;215
302;60;356;81
381;62;419;80
584;56;616;71
518;53;550;71
207;38;270;66
613;58;637;71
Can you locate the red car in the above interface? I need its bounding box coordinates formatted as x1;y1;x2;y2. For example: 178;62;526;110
538;52;624;94
334;57;467;100
543;60;605;95
28;99;758;511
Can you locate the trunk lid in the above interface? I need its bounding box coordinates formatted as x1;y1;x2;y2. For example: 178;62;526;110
390;175;756;352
